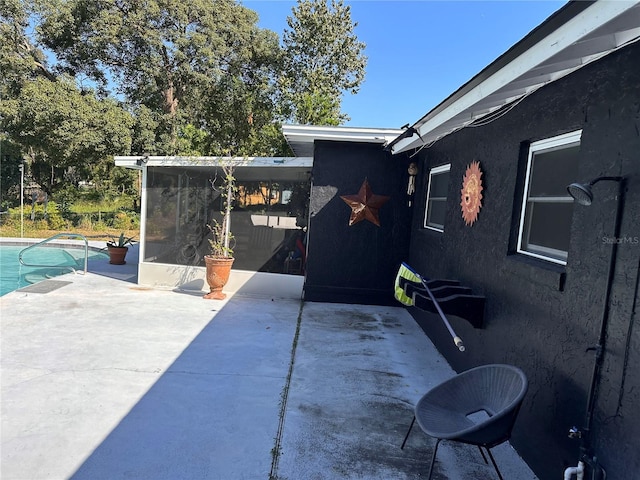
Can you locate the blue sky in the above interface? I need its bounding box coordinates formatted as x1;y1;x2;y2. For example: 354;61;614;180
242;0;568;128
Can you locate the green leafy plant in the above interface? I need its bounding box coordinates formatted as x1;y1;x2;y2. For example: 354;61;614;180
107;232;135;248
206;164;237;258
207;219;234;258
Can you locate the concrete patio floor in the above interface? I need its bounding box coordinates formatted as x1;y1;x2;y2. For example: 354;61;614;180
1;245;537;479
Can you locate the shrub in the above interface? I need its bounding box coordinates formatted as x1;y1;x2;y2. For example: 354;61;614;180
0;212;17;227
112;211;134;230
46;213;67;230
93;221;108;232
129;211;140;228
34;219;49;230
78;215;93;230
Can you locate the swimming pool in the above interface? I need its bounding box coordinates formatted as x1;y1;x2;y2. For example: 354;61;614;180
0;244;108;296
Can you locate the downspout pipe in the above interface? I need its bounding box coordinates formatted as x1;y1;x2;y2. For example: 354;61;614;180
564;461;585;480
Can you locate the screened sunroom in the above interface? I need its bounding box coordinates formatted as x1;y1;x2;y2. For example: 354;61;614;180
114;156;312;298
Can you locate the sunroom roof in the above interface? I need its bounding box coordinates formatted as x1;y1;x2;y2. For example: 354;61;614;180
281;124;405;157
389;0;640;155
114;156;313;181
114;156;312;170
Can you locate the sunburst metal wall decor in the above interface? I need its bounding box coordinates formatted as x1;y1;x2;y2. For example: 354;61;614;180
460;161;483;226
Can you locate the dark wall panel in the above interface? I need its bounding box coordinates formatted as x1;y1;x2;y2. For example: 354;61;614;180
407;41;640;479
304;141;413;305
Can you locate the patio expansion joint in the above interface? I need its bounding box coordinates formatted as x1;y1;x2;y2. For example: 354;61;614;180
269;299;305;480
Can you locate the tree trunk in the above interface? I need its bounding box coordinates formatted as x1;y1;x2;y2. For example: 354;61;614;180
164;84;178;116
163;84;179;152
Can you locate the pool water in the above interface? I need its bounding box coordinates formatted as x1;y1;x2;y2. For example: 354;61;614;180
0;245;108;296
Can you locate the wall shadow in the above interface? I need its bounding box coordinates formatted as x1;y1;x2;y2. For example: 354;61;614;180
69;295;300;480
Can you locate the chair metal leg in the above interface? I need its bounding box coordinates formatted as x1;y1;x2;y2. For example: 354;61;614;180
485;448;504;480
478;446;489;464
427;438;442;480
400;415;416;449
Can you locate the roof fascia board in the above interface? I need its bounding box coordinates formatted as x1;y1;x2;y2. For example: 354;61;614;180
282;124;404;137
282;124;404;154
391;0;636;154
285;132;389;144
114;156;313;169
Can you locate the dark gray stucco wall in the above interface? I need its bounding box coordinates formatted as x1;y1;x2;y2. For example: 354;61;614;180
304;140;412;304
407;41;640;479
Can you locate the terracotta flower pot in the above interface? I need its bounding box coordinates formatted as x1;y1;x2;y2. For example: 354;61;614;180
107;246;128;265
204;256;234;300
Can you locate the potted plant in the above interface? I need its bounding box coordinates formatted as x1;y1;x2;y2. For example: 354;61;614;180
203;164;236;300
106;232;134;265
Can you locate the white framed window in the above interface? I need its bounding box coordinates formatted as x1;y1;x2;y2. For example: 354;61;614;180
517;130;582;265
424;164;451;231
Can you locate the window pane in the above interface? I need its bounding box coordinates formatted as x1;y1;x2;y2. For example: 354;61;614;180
522;202;573;261
518;131;581;264
424;166;450;230
427;199;447;229
529;145;580;197
430;171;450;198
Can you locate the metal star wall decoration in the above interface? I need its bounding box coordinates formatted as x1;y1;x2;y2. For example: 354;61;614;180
340;178;390;227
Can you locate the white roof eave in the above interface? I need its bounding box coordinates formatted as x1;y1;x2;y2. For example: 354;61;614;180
391;0;640;155
282;124;404;157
